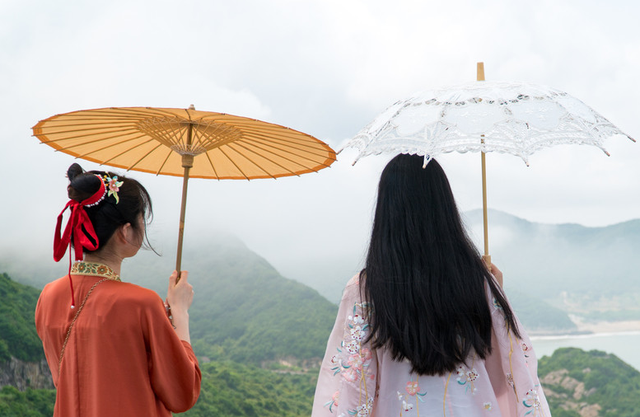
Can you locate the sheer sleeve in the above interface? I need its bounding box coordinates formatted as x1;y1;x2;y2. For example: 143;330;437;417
142;295;202;413
485;282;552;417
312;275;378;416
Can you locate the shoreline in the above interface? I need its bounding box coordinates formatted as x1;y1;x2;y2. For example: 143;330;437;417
527;320;640;372
575;319;640;334
530;319;640;340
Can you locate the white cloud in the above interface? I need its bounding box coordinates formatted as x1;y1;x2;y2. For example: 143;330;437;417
1;0;638;284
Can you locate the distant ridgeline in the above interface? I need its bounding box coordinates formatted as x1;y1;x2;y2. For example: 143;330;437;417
3;238;640;416
465;210;640;325
125;239;339;366
4;211;640;334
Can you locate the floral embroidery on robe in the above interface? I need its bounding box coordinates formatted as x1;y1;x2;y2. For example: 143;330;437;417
311;275;552;417
325;301;375;416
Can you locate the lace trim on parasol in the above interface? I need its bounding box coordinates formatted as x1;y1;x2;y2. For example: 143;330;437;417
343;83;634;166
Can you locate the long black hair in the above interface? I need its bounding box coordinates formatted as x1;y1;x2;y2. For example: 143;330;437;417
362;154;520;375
66;163;154;253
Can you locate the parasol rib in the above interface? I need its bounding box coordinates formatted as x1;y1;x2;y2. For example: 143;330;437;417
203;152;221;179
226;142;297;178
97;139;161;166
35;126;147;143
70;139;156;158
123;143;167;171
216;147;251;180
231;140;319;173
224;143;279;179
54;133;151;155
241;134;335;161
154;150;175;176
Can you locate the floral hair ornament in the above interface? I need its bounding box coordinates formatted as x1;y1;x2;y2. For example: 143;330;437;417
53;174;107;308
103;174;124;204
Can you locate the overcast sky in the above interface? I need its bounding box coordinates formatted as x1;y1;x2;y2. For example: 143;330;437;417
1;0;638;284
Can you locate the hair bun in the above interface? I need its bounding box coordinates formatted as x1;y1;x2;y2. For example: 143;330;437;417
67;163;101;201
67;163;85;181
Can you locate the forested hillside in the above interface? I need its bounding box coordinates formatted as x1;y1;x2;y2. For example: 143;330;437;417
124;239;338;365
507;289;578;334
0;273;45;363
539;348;640;417
177;361;317;417
0;242;332;415
3;239;640;415
1;236;339;365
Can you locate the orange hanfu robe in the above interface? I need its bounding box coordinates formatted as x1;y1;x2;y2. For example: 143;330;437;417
36;269;201;417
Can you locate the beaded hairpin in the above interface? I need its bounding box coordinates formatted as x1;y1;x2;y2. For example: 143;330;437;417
84;175;108;207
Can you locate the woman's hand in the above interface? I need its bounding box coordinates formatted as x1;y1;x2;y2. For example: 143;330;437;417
489;263;503;288
166;270;193;343
167;271;193;313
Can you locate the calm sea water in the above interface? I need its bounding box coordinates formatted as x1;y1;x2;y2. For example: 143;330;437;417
530;331;640;371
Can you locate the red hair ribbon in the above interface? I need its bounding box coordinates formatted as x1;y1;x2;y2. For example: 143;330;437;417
53;175;107;307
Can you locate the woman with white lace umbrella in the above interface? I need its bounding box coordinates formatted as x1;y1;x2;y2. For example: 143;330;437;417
341;63;635;267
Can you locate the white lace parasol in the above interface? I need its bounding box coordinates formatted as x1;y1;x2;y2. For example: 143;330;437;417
344;81;635;166
343;74;636;267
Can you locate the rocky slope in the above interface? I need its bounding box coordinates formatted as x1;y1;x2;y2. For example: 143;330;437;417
0;358;53;391
538;347;640;417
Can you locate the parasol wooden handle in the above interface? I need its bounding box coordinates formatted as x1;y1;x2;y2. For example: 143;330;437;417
175;163;190;281
175;138;194;283
481;142;490;261
477;62;491;268
482;254;492;270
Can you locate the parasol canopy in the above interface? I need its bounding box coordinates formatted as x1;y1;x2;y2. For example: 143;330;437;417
347;80;634;166
341;63;635;270
33;106;337;272
33;106;335;179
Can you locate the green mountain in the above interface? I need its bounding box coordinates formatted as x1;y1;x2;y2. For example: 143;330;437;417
4;235;338;366
0;241;329;416
123;237;338;365
0;386;55;417
177;361;317;417
5;345;640;417
506;289;578;334
0;273;44;363
3;240;640;416
538;347;640;417
0;361;319;417
7;211;639;334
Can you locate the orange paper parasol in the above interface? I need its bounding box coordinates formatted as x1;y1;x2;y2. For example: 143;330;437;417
33;105;336;272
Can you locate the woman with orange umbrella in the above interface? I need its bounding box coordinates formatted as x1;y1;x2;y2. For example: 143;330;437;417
35;163;201;417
